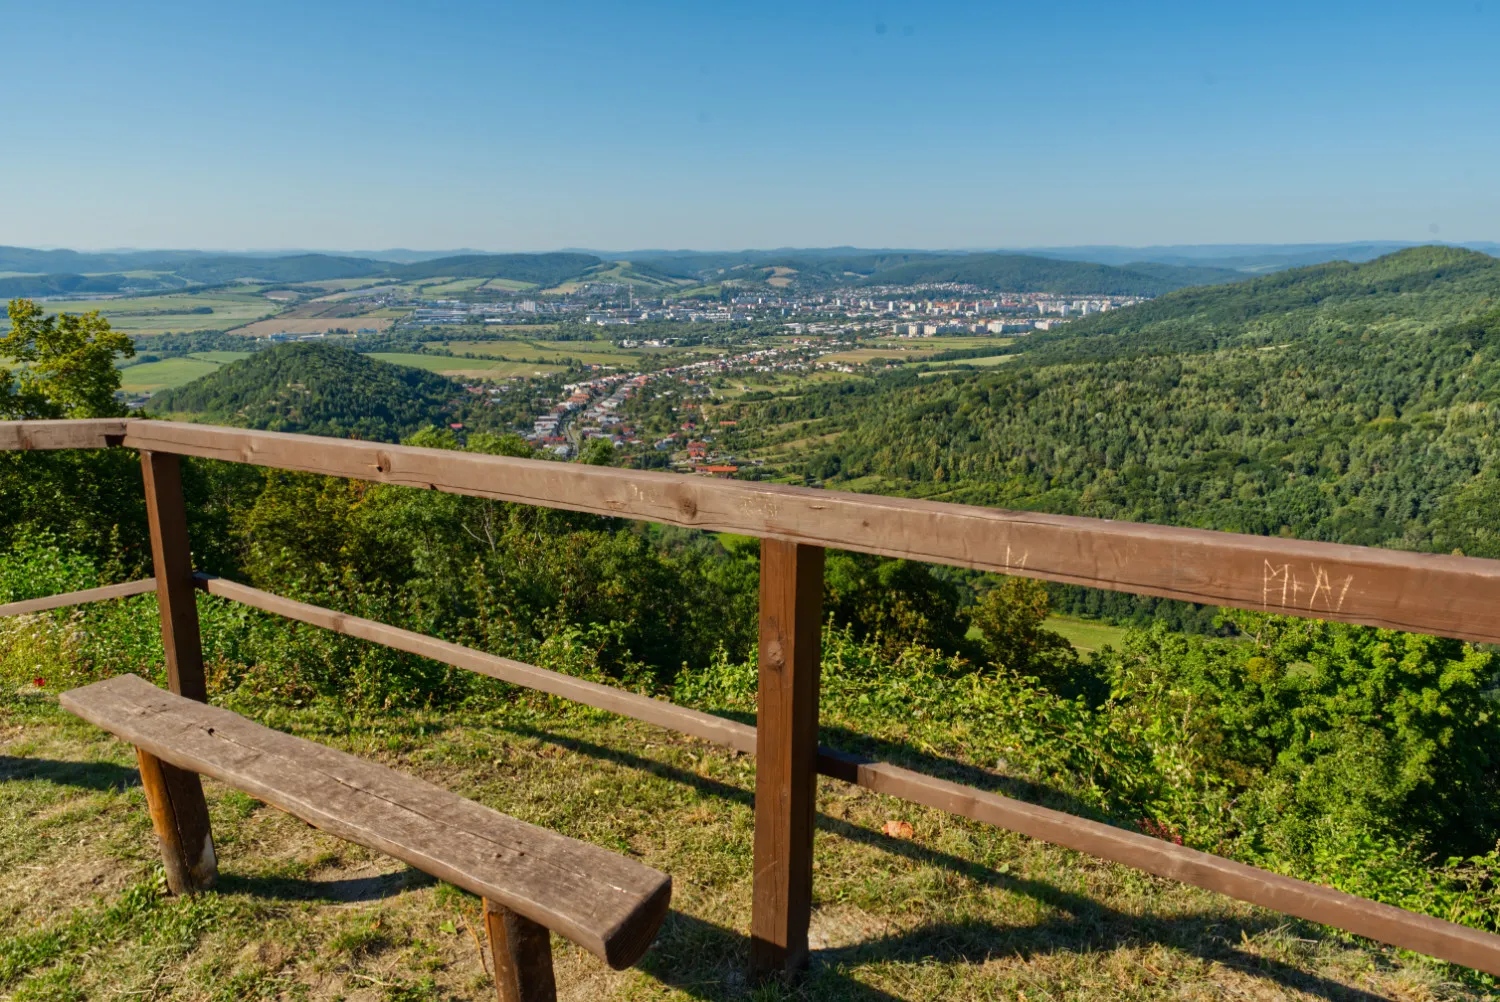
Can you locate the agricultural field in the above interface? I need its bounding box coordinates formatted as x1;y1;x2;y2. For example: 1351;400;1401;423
544;261;688;294
418;278;491;296
116;351;251;393
822;337;1017;367
820;348;934;364
442;339;644;367
867;336;1016;351
25;291;277;337
919;356;1021;376
232;318;393;338
308;285;393;303
717;369;866;398
295;277;392;293
361;352;565;379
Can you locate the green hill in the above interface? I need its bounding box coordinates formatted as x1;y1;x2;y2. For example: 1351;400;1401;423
739;246;1500;560
648;251;1240;295
1031;245;1500;360
146;342;459;441
0;253;386;298
392;253;602;286
858;252;1241;295
0;273;143;297
170;254;382;285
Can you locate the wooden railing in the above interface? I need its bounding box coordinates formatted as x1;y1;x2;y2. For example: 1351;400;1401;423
8;417;1500;978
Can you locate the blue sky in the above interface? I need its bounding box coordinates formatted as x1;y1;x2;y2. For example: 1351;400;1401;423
2;0;1496;251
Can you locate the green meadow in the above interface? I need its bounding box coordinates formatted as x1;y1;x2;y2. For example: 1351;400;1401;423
116;352;253;393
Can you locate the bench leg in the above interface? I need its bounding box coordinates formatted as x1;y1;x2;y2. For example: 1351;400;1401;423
136;747;217;894
483;898;556;1002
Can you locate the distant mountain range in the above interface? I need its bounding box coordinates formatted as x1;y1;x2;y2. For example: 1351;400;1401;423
1;242;1494;301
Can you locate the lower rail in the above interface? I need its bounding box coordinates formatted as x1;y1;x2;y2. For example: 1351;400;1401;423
187;572;1500;975
0;578;156;618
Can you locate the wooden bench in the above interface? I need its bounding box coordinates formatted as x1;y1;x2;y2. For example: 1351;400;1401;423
61;674;672;1002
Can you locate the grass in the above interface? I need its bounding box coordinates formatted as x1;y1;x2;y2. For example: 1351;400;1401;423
363;352;566;378
117;358;222;393
1;682;1467;1001
1044;616;1131;654
116;352;252;393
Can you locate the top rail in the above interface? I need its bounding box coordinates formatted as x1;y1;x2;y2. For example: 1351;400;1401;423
8;418;1500;644
0;419;126;451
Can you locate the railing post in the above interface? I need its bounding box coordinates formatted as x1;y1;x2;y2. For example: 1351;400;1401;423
139;450;217;892
750;539;824;979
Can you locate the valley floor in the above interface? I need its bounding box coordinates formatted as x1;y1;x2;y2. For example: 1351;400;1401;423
0;689;1475;1001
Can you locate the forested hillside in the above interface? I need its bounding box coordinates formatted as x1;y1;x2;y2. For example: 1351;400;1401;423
636;250;1239;294
146;343;459;440
1027;245;1500;360
749;248;1500;559
391;252;603;284
0;253;386;297
859;252;1240;294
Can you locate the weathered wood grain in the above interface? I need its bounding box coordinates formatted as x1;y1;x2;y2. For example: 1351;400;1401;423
485;898;558;1002
136;747;217;894
751;541;824;977
122;420;1500;643
0;418;126;451
192;573;758;754
0;578;155;618
61;674;672;969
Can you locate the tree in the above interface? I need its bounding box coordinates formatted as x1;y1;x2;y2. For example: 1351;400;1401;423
578;438;615;465
968;576;1082;692
823;551;968;656
1;299;134;419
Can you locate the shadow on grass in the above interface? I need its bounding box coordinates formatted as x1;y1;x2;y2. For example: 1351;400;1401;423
0;755;139;792
215;868;436;904
518;727;1400;1002
640;910;1398;1002
817;721;1113;822
661;707;1117;826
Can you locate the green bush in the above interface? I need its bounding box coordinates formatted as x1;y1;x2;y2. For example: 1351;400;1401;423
0;532;99;604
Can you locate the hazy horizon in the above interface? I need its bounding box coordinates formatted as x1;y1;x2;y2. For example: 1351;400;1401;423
10;240;1499;259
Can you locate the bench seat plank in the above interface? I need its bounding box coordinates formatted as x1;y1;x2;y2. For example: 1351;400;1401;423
61;674;670;969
